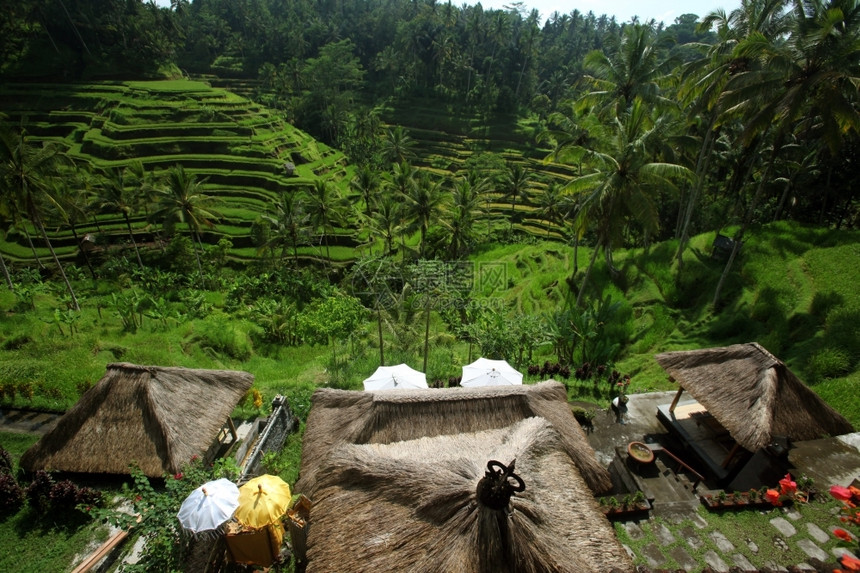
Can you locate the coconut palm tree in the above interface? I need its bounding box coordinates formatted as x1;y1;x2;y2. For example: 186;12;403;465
0;127;79;309
381;126;417;166
501;163;534;233
711;0;860;305
93;166;145;271
364;194;403;256
563;99;693;306
260;191;309;264
401;172;448;258
305;178;346;262
50;175;97;279
579;23;677;119
150;165;221;278
445;176;482;258
351;165;381;216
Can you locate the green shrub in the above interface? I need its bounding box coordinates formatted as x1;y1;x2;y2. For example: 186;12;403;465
806;347;851;383
824;308;860;363
193;317;253;361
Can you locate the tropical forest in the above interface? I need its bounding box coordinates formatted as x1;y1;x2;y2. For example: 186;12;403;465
0;0;859;571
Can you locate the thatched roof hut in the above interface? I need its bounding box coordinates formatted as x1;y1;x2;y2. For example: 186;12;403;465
295;381;626;573
655;343;853;452
20;363;253;477
297;380;611;495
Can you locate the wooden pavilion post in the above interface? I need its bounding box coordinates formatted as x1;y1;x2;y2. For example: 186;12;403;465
668;387;684;413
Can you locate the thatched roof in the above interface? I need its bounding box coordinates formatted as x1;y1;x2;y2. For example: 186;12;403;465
296;381;611;496
20;363;253;477
655;343;854;451
304;416;630;573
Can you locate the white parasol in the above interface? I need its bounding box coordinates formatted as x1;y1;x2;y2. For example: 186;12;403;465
177;478;240;534
461;357;523;387
362;364;428;390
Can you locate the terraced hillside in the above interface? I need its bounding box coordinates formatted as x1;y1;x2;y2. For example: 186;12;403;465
0;80;357;264
377;97;577;239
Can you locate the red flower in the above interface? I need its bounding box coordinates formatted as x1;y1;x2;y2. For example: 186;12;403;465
173;472;183;480
779;473;797;496
840;554;860;571
765;489;782;505
834;528;853;542
832;485;854;501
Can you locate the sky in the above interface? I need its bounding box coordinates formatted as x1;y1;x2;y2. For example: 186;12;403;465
476;0;741;25
151;0;740;25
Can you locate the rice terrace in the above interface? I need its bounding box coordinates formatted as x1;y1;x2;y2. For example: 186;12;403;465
0;0;859;571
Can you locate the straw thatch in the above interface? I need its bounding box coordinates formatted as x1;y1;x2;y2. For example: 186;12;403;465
655;343;854;451
296;381;611;496
20;363;253;477
305;416;631;573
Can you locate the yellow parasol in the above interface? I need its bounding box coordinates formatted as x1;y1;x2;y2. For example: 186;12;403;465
235;474;292;529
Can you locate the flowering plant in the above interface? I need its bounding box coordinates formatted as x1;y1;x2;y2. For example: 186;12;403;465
616;376;631;403
763;473;806;507
829;484;860;572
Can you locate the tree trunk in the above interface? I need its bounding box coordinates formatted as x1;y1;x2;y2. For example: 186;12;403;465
377;304;385;366
0;253;13;291
576;242;601;308
676;121;716;275
192;229;205;279
423;294;431;373
69;224;96;279
123;213;144;271
713;135;782;308
23;227;45;269
36;216;79;310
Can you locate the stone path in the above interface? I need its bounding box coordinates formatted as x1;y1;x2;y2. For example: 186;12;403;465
585;392;860;572
619;502;859;572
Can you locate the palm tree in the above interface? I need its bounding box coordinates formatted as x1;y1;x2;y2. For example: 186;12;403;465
381;126;417;165
501;162;534;233
260;191;309;264
364;194;403;256
93;166;145;271
0;127;79;309
151;165;221;278
50;175;97;279
305;178;345;262
401;172;448;258
579;23;676;119
351;165;381;216
445;176;482;258
538;181;571;238
562;100;693;306
674;0;791;275
711;0;860;305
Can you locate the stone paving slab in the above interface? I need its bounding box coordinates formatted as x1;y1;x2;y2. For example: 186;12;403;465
653;522;675;545
834;547;858;558
708;530;734;553
732;552;756;571
667;546;698;571
622;521;645;540
702;549;729;572
771;516;798;537
805;522;830;544
678;526;703;550
640;543;664;568
797;538;829;561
